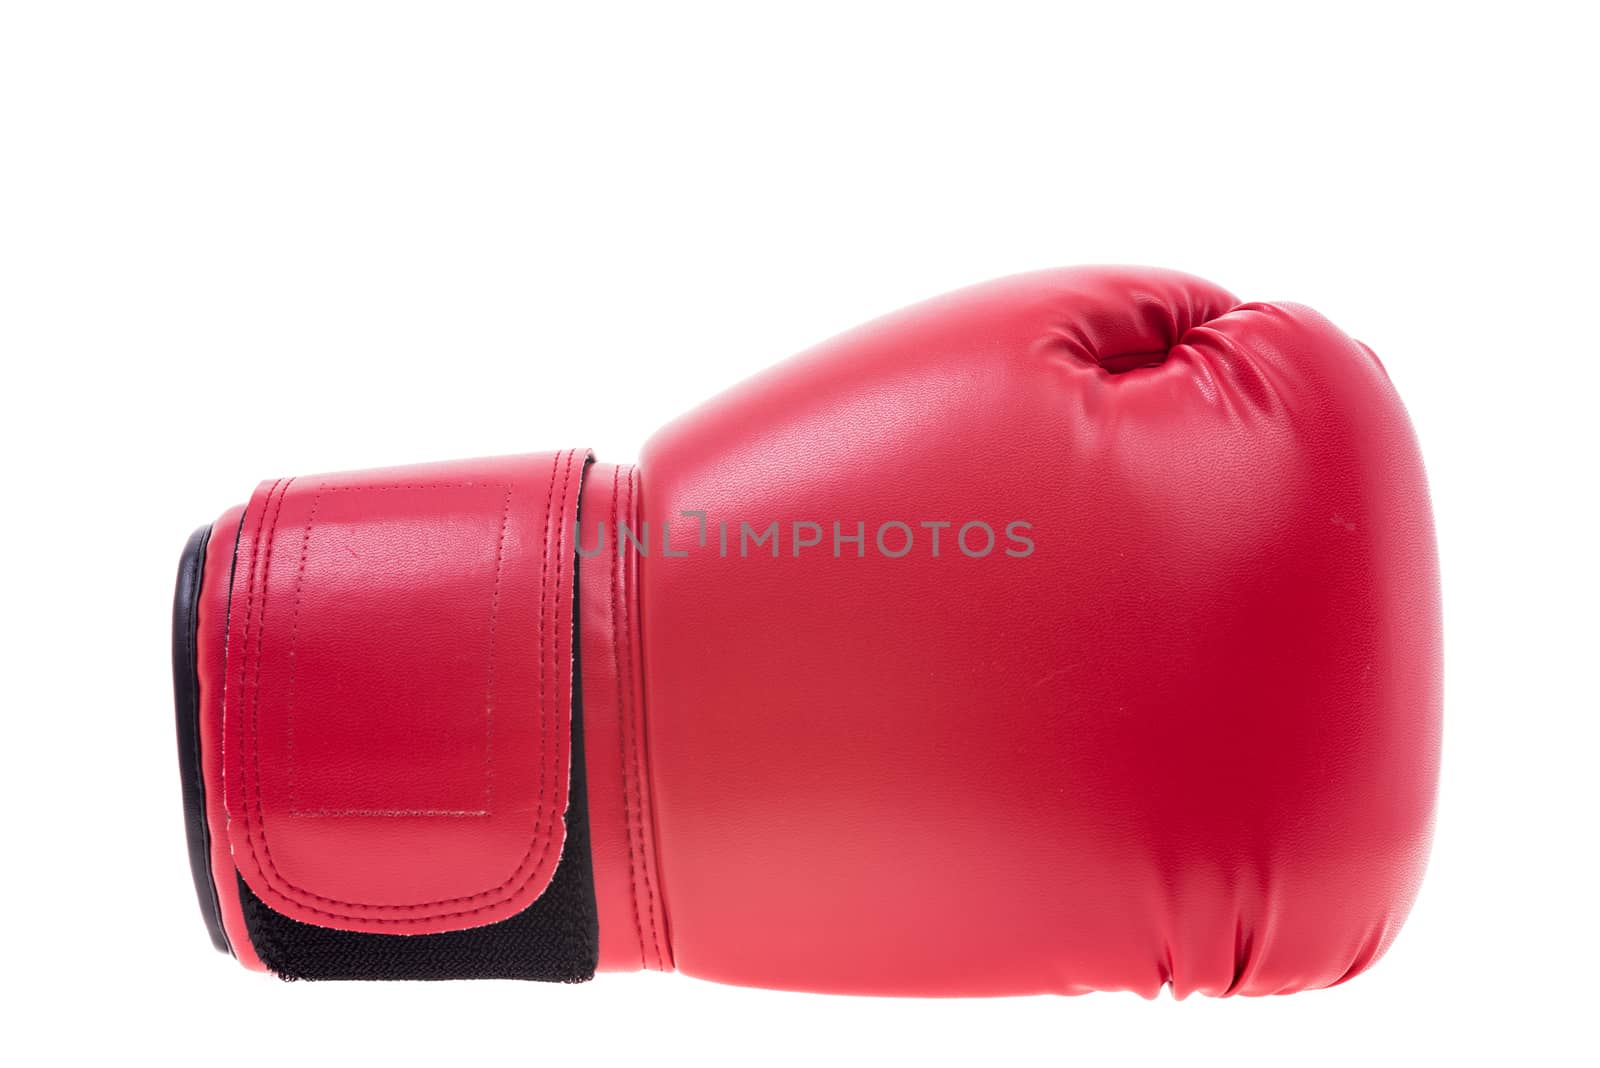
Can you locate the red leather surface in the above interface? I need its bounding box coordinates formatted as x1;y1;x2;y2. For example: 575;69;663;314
579;463;672;972
196;506;266;970
637;266;1441;996
220;452;585;934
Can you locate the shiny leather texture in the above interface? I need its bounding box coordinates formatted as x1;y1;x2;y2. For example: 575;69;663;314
217;453;586;934
188;266;1439;996
638;267;1439;996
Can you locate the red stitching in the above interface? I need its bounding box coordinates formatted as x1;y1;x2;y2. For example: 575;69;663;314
482;484;514;813
225;479;283;829
242;476;294;901
313;482;481;492
612;464;649;967
622;465;668;969
235;453;577;923
284;492;320;812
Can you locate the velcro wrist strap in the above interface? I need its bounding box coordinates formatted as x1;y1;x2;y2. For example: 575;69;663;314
219;451;598;979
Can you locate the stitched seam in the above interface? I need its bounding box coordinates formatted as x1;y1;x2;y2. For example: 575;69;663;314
313;483;487;492
284;493;320;813
224;479;283;836
482;484;514;814
612;464;649;967
281;809;493;817
241;476;294;908
237;453;577;923
623;465;668;969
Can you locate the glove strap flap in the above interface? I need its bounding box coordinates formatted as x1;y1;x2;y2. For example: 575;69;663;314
218;452;596;977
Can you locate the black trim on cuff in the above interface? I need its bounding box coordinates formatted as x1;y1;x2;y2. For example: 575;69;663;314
173;522;231;956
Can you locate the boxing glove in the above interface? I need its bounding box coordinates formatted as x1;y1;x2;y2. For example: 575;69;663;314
171;266;1440;996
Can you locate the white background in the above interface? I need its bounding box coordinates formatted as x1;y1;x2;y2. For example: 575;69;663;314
2;2;1595;1064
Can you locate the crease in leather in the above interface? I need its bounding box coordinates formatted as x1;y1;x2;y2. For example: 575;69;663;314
617;463;671;970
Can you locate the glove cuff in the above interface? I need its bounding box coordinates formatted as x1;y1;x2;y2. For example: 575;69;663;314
174;452;600;980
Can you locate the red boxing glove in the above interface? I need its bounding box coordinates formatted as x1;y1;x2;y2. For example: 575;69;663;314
172;266;1440;996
